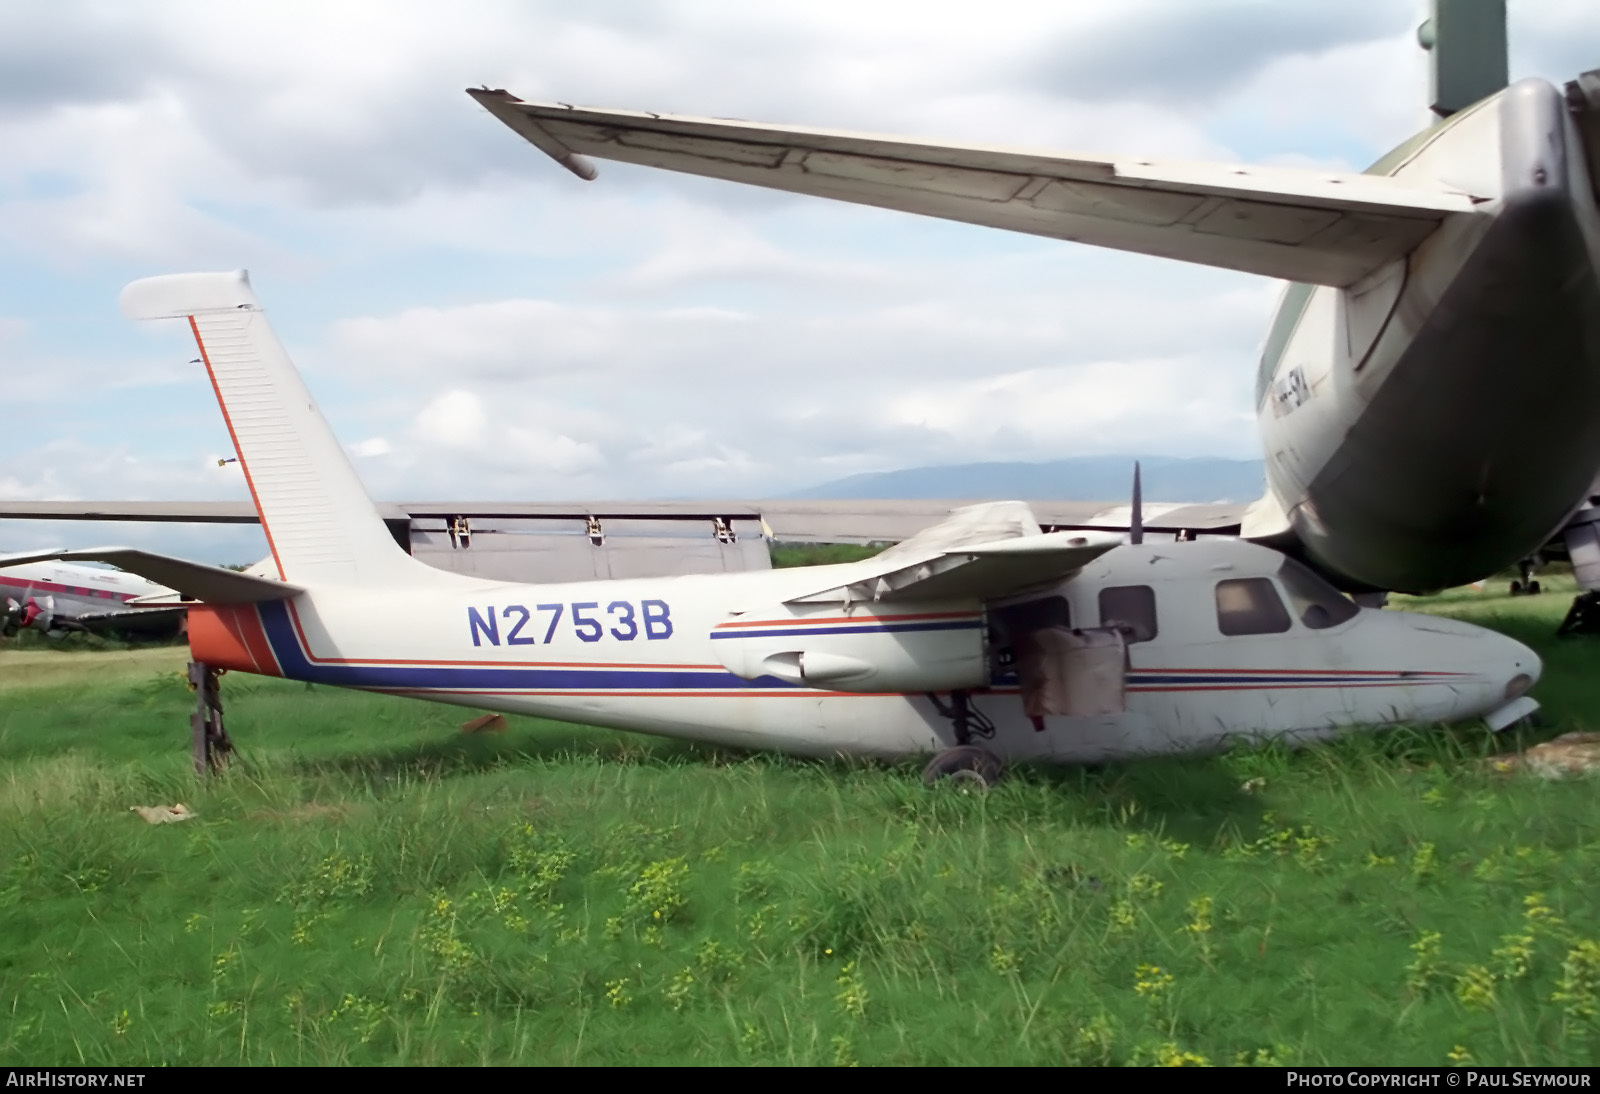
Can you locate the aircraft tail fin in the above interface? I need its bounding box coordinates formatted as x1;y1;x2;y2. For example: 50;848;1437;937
120;271;440;587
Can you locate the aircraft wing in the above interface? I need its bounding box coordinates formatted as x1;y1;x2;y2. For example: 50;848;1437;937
793;529;1124;603
0;548;301;604
60;605;188;634
0;501;265;522
467;89;1484;287
782;502;1124;602
0;498;1247;541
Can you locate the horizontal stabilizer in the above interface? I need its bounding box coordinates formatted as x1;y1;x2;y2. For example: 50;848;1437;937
0;548;302;604
469;90;1484;287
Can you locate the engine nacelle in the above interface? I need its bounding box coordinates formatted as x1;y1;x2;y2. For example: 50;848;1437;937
23;596;53;632
710;600;988;693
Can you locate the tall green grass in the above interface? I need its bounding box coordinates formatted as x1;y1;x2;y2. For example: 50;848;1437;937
2;581;1600;1064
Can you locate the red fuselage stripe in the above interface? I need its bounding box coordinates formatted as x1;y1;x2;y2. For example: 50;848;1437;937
714;611;980;630
0;577;138;602
236;604;282;675
188;315;285;582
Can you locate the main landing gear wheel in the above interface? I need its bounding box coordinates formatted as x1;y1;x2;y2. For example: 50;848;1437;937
922;746;1004;790
1511;558;1543;597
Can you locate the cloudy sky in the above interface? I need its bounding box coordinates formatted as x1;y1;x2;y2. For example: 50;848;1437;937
1;0;1595;563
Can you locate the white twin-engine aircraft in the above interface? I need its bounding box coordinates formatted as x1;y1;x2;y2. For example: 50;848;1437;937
0;272;1542;782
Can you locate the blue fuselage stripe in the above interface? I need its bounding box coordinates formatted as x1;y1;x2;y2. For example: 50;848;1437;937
257;602;799;691
255;605;1459;696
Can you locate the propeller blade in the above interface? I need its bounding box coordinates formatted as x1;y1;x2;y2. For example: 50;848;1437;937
1130;461;1144;546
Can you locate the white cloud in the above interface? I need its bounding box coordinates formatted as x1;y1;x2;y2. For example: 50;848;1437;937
884;357;1255;454
350;437;391;458
0;475;50;502
398;389;606;487
415;389;488;438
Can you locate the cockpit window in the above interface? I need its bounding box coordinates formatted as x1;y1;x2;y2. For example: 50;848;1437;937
1276;556;1360;630
1100;585;1157;643
1215;578;1291;636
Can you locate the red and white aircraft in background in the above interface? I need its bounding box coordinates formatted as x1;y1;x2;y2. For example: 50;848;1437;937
0;272;1543;781
1;560;177;637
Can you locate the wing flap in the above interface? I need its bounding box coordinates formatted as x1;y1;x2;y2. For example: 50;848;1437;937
470;91;1483;286
0;548;302;604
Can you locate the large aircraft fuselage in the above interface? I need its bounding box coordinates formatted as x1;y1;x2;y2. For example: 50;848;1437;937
1257;79;1600;593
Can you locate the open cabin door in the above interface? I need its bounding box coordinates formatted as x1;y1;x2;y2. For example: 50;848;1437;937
992;596;1128;718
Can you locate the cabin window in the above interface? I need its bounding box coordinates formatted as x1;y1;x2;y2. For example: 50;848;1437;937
1099;585;1157;643
992;595;1070;638
1215;578;1291;636
1276;556;1359;630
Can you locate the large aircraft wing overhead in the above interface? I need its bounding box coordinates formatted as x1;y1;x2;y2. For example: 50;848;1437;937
0;497;1250;542
0;500;269;522
468;89;1484;287
0;548;302;604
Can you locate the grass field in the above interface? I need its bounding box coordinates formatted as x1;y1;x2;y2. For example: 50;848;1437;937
3;572;1600;1065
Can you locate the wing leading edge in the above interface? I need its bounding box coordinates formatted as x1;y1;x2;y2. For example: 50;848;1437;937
467;89;1483;287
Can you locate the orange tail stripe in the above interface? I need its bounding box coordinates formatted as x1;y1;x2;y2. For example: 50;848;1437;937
187;604;282;677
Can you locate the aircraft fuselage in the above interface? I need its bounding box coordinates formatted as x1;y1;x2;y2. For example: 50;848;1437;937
184;539;1539;764
1257;78;1600;593
0;561;165;631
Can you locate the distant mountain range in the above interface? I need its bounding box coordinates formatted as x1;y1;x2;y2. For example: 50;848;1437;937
785;456;1266;503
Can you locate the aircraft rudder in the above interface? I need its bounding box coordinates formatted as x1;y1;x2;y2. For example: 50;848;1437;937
121;270;428;587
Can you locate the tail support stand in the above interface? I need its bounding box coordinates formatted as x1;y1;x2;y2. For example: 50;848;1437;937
1557;592;1600;637
1560;506;1600;635
188;661;234;775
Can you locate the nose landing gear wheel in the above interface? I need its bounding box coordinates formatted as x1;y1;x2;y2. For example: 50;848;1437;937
922;745;1004;790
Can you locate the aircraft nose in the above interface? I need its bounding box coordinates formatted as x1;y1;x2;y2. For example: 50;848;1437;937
1479;629;1542;730
1495;631;1541;698
1387;612;1542;727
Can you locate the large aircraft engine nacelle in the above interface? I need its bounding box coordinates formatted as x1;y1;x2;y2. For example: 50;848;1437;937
710;600;988;693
